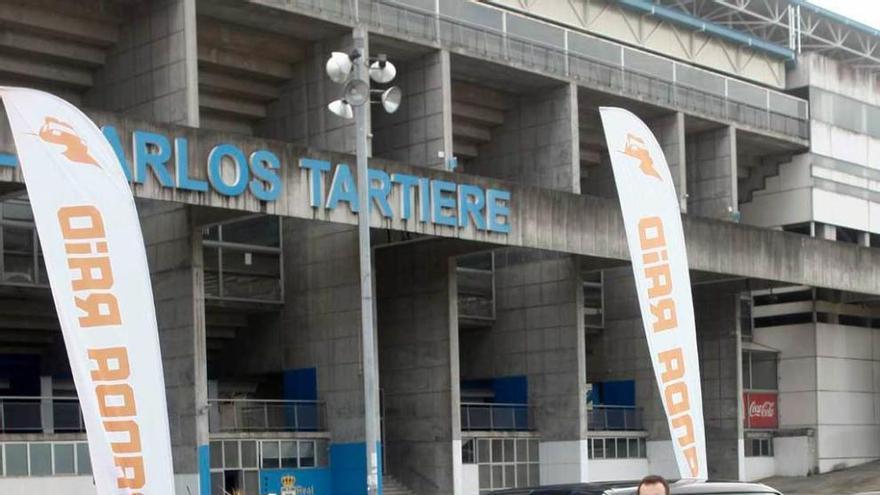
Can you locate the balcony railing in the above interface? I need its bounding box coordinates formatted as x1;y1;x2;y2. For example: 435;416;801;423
0;396;84;433
460;402;534;431
208;399;326;433
588;405;644;431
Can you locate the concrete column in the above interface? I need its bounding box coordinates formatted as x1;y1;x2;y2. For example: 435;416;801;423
817;223;837;241
649;112;687;212
372;50;450;169
859;232;871;247
85;0;199;126
40;376;53;435
467;84;579;192
376;241;458;495
686;126;738;220
694;283;742;480
460;250;587;483
140;201;208;494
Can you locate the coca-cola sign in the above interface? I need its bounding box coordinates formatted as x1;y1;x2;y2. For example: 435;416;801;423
743;392;778;429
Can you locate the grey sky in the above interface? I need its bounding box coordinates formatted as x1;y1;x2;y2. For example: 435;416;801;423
808;0;880;31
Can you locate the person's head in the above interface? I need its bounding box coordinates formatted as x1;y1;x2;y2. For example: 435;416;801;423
637;475;669;495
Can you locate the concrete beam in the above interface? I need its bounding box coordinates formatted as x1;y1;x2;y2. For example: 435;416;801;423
451;101;504;126
199;70;281;101
0;53;93;88
200;92;268;119
0;2;118;46
0;30;106;67
0;111;876;295
452;80;516;110
452;121;491;143
197;17;306;64
197;45;293;81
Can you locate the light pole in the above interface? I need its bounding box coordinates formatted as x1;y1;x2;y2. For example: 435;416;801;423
325;22;401;495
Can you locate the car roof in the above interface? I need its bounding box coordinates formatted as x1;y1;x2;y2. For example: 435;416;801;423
492;481;780;495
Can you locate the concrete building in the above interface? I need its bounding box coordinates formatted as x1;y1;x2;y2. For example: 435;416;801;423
0;0;876;493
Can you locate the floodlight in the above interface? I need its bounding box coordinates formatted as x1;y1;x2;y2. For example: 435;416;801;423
369;55;397;84
328;99;354;119
326;52;353;83
380;86;402;114
343;79;370;106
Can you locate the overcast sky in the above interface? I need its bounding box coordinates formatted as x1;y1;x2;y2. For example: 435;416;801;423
808;0;880;31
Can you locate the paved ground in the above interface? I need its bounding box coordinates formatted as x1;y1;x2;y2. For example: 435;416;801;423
761;461;880;494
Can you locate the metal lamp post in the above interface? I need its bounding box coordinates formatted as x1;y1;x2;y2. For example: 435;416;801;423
325;19;401;495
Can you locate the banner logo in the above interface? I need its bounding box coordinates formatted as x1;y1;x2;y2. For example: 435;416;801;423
623;133;661;181
38;117;99;167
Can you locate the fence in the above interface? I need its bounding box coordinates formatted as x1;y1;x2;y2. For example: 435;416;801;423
208;399;326;433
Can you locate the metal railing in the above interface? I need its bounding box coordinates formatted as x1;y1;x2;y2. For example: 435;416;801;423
0;396;84;433
208;399;326;433
460;402;535;431
587;405;644;431
343;0;809;141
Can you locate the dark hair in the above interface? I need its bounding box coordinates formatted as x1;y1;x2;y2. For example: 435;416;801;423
637;475;670;495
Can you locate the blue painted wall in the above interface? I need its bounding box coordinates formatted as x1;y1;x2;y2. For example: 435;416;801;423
491;376;527;404
283;368;317;401
329;442;382;495
599;380;635;406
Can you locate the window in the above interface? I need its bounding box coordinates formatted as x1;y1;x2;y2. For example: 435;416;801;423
0;442;92;477
211;439;325;495
463;436;539;494
742;351;778;391
0;199;47;287
587;437;646;459
745;436;773;457
739;295;753;341
202;216;282;302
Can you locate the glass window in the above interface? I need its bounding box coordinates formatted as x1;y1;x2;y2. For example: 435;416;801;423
76;443;91;475
491;439;502;463
3;226;35;283
504;465;515;488
528;439;538;460
604;437;616;458
463;439;475;464
261;441;279;468
241;441;257;468
224;441;240;468
30;443;52;476
316;440;328;467
211;472;225;495
300;441;315;467
528;463;539;485
244;470;260;493
221;216;280;246
280;441;297;468
491;465;503;489
751;352;778;390
54;443;76;475
516;463;528;486
628;438;640;459
515;439;527;462
616;438;628;458
503;439;514;462
477;439;490;463
6;444;28;476
210;441;223;469
0;444;3;476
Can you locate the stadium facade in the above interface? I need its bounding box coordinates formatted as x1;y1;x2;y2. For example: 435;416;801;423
0;0;878;494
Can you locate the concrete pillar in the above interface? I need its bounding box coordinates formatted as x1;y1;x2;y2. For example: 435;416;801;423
376;241;458;495
467;84;579;193
85;0;199;126
140;201;208;494
686;126;738;220
372;50;451;169
817;223;837;241
40;376;53;435
694;283;742;480
859;232;870;247
459;250;587;483
649;112;687;212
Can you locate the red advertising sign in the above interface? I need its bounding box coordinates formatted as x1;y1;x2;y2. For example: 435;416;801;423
743;392;778;429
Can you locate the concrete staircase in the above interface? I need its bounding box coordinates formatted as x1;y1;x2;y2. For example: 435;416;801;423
382;474;418;495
